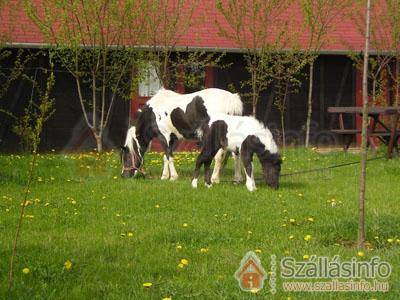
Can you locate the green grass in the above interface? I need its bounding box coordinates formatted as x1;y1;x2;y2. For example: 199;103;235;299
0;149;399;299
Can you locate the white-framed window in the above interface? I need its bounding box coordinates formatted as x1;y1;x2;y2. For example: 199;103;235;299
138;63;162;97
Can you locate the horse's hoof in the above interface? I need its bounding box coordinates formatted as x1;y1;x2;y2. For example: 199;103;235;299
246;184;256;192
170;175;178;181
211;176;220;184
161;175;169;180
191;178;198;188
205;183;213;188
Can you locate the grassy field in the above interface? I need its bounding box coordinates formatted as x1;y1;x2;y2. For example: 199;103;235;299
0;148;399;299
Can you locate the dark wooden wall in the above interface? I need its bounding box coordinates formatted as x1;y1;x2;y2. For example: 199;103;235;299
0;49;130;152
214;53;355;146
1;49;355;152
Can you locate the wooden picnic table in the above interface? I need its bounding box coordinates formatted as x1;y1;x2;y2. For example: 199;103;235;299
327;106;400;158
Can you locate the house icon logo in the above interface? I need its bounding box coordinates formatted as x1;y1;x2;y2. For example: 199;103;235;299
234;251;267;292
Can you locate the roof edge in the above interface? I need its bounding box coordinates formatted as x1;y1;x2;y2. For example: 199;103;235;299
4;42;392;56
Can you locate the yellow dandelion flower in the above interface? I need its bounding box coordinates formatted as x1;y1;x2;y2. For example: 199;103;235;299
22;267;30;274
182;223;188;228
289;235;294;240
200;248;208;253
250;288;259;293
113;176;118;180
64;260;72;270
289;218;296;224
176;245;182;250
155;204;160;208
162;297;172;300
304;234;312;242
143;282;152;288
177;263;184;268
357;251;365;257
128;232;133;237
307;217;314;222
255;249;262;254
298;193;303;197
303;254;309;260
180;259;189;265
387;238;394;243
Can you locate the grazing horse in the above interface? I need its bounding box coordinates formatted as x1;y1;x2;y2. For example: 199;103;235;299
121;88;243;180
190;113;282;192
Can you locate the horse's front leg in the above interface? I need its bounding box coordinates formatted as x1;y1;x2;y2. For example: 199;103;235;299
161;154;170;180
232;152;243;183
241;151;256;192
211;148;226;184
159;133;179;181
167;152;179;181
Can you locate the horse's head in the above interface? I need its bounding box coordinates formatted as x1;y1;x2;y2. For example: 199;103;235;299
260;151;282;189
120;127;144;178
121;106;159;178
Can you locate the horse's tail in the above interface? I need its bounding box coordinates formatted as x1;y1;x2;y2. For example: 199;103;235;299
226;93;243;116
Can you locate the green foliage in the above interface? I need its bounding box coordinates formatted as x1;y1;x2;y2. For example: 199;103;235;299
143;0;225;89
216;0;294;115
24;0;149;152
12;51;55;153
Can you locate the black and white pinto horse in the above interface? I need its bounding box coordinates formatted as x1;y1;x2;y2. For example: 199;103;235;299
121;88;243;180
188;113;282;192
152;95;282;191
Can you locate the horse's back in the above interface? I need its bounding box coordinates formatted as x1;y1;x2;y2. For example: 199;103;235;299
148;88;243;116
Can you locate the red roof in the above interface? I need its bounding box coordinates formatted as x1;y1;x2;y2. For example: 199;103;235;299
0;0;383;53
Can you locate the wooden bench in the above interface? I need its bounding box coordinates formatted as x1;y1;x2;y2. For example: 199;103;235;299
328;106;400;153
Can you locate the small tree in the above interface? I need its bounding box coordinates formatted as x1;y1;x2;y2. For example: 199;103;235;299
301;0;352;147
273;50;309;148
216;0;291;116
144;0;224;91
8;52;55;290
374;0;400;106
358;0;371;249
25;0;148;152
349;0;400;107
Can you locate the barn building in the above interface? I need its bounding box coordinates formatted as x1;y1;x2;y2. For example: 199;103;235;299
0;1;397;152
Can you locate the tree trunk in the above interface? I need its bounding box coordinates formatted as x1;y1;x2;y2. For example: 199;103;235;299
93;132;103;153
280;112;285;149
252;69;257;117
305;60;314;147
372;78;376;104
358;0;371;249
396;58;399;106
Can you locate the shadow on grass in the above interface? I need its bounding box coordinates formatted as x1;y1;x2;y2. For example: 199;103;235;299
279;181;308;190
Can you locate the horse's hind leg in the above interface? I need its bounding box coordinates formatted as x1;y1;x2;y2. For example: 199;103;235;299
232;151;243;183
211;148;226;184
